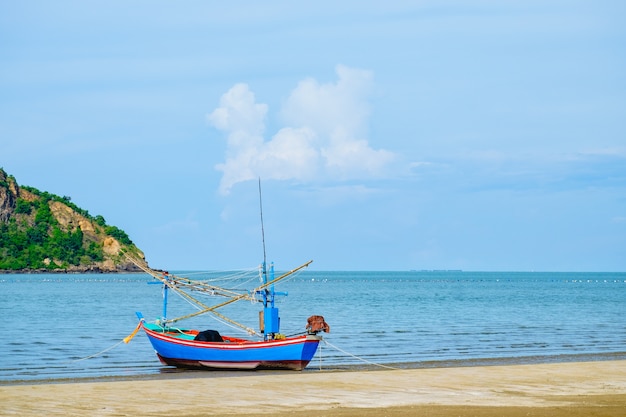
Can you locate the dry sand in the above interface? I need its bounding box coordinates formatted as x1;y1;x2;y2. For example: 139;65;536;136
2;360;626;416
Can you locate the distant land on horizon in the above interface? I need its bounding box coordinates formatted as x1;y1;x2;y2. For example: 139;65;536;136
0;168;147;273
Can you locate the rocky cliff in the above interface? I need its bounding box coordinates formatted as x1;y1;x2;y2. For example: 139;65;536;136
0;168;147;273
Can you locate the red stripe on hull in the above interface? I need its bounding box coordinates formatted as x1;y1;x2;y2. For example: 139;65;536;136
156;353;311;371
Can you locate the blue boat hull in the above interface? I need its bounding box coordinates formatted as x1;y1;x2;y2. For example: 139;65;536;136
142;324;321;370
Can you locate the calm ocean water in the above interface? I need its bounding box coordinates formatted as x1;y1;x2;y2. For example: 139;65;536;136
1;270;625;383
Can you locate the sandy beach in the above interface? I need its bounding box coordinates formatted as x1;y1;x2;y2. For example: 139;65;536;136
2;360;626;416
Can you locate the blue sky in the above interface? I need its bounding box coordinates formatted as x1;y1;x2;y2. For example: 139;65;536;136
1;1;625;271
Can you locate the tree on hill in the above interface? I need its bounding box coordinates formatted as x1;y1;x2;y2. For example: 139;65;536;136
0;167;145;272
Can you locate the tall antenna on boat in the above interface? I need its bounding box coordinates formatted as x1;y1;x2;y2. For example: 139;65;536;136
258;178;267;275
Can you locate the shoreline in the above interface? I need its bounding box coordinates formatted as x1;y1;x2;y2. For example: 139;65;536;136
2;359;626;416
3;350;626;386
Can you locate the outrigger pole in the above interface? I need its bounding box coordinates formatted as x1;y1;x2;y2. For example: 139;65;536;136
124;252;312;335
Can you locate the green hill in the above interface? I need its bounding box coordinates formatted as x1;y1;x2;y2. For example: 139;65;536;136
0;168;146;272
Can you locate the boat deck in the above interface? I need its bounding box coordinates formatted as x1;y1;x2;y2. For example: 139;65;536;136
143;323;254;343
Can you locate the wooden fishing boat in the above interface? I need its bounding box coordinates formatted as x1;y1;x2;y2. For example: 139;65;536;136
127;259;329;371
125;181;329;371
139;321;322;371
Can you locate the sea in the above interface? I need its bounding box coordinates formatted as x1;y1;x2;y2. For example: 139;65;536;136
1;270;625;384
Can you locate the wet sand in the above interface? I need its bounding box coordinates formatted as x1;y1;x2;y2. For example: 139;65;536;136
2;360;626;416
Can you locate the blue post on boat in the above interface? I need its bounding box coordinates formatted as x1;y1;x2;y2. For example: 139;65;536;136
263;262;280;339
162;272;169;324
260;262;287;339
146;272;169;326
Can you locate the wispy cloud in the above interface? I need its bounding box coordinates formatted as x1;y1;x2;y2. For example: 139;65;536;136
208;65;395;194
407;146;626;194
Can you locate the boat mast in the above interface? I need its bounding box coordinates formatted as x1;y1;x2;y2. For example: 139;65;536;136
258;179;282;340
258;178;268;287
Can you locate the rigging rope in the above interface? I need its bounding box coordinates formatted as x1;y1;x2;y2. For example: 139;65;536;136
179;268;256;279
322;340;400;370
165;260;313;324
204;310;262;336
122;251;311;336
123;320;143;343
69;323;143;363
69;339;125;363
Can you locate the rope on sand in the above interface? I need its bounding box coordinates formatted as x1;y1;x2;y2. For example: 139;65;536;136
322;340;400;370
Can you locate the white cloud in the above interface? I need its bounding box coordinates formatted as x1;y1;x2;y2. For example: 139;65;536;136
208;65;395;194
207;83;267;146
281;65;373;139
